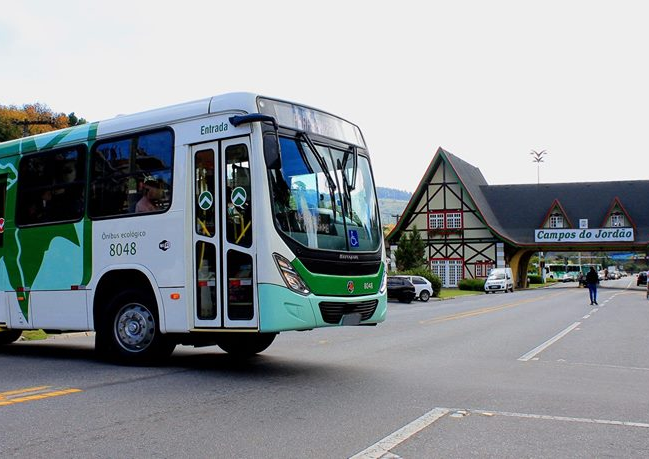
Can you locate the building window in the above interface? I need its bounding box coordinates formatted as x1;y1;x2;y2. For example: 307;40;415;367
611;213;624;227
475;262;494;278
428;212;444;229
549;214;564;228
430;259;464;287
446;212;462;229
428;210;463;230
449;260;463;286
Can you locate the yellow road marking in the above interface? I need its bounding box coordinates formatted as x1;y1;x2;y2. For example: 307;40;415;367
0;385;52;398
0;386;82;406
419;292;567;325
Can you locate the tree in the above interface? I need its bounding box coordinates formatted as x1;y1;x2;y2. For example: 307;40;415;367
394;225;426;270
68;112;87;126
0;103;86;142
0;118;21;142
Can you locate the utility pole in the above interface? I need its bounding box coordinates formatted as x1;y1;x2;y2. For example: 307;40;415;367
12;118;55;138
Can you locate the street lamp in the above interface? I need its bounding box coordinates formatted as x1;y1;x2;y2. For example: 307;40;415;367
530;149;548;185
530;149;548;284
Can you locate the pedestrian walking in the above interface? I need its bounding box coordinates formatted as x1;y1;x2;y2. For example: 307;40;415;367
586;267;599;305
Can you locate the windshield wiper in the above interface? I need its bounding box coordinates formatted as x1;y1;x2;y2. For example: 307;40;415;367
298;132;338;220
341;146;358;191
337;157;353;220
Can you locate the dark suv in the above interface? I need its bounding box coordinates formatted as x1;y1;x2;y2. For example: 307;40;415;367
637;272;647;286
387;276;416;303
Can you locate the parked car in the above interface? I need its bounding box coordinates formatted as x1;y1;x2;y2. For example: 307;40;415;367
637;272;647;286
390;275;434;301
484;267;514;293
387;276;417;303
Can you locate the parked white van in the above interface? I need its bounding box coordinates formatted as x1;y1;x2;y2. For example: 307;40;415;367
484;268;514;293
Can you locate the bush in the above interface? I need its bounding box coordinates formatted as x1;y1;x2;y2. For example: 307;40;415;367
458;278;486;291
528;275;544;284
397;267;442;297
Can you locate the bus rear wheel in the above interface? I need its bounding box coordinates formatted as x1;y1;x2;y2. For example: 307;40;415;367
217;333;277;357
97;290;175;365
0;329;22;345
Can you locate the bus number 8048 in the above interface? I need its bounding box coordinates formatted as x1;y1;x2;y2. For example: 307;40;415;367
109;242;137;257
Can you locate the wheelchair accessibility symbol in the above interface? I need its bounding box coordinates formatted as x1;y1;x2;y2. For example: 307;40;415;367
348;229;359;248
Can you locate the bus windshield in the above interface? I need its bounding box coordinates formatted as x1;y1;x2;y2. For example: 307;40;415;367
269;136;381;252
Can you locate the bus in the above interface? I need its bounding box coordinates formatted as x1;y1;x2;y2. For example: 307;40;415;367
544;263;567;280
545;263;586;282
0;93;387;363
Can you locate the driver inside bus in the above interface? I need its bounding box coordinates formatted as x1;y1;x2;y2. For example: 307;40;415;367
136;176;164;213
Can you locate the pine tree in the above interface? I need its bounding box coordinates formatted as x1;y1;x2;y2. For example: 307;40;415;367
395;225;425;270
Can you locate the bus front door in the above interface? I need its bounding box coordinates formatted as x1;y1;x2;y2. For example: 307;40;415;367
192;138;257;329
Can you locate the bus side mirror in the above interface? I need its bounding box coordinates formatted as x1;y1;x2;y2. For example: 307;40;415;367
264;133;281;169
229;114;282;170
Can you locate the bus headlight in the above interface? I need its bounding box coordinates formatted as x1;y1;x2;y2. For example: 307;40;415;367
273;253;310;295
379;269;387;294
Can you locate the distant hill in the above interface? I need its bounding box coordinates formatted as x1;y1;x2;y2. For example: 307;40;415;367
376;187;412;226
376;187;412;201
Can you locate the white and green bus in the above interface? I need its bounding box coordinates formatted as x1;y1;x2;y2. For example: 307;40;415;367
0;93;386;363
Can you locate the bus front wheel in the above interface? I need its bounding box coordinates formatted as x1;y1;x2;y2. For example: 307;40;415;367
217;333;277;357
0;329;22;345
97;290;175;364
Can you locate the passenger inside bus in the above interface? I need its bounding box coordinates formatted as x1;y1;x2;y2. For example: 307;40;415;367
135;177;164;213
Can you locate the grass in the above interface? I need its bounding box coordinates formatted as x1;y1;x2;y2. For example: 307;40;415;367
438;289;483;299
439;283;553;297
20;329;48;340
527;283;548;289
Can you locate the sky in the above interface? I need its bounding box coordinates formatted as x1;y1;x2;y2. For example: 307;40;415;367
1;0;647;192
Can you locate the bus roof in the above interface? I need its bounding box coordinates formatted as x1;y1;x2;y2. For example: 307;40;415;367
0;92;365;156
0;92;261;157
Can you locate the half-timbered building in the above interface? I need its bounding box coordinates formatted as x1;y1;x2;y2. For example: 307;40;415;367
385;148;649;288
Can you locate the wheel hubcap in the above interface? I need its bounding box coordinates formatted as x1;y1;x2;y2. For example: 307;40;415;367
115;304;155;352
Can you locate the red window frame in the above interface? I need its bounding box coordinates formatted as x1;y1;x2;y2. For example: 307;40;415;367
475;261;494;278
427;210;463;230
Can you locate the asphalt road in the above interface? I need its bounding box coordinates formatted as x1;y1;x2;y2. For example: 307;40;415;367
1;278;648;458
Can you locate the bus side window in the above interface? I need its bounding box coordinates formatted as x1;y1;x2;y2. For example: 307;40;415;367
89;129;173;218
16;147;86;226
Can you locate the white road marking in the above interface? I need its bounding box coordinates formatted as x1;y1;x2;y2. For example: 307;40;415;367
470;409;649;428
349;408;449;458
518;322;581;362
565;361;649;372
351;405;649;458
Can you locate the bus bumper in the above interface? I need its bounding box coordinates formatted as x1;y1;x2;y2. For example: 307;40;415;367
257;284;387;333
